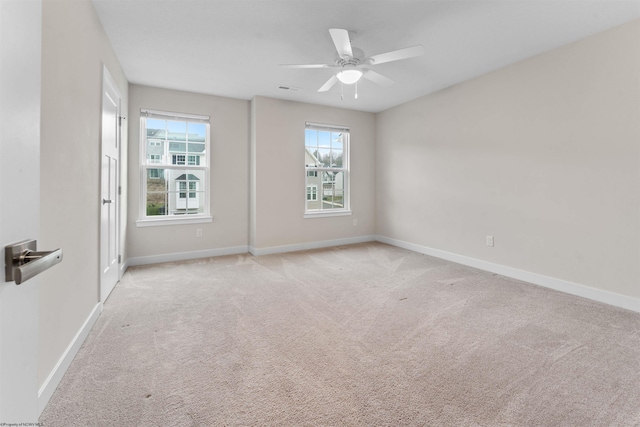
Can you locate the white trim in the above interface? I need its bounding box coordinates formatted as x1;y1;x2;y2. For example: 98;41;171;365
305;122;349;132
249;235;376;256
304;210;352;219
136;215;212;227
376;235;640;313
127;245;249;267
119;258;129;279
38;302;103;415
141;108;209;122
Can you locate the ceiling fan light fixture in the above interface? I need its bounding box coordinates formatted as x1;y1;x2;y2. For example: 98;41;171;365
336;69;362;85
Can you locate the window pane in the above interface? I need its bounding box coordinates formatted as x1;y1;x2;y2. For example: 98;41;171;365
146;193;167;216
167;121;187;141
188;123;206;142
147;154;161;164
146;168;168;216
305;175;321;211
187;142;206;166
169;141;186;153
187;142;205;153
147;140;164;161
331;149;343;167
321;173;344;210
170;169;205;215
332;133;344;151
305;129;316;149
305;149;320;168
317;148;331;167
146;119;166;139
318;131;331;148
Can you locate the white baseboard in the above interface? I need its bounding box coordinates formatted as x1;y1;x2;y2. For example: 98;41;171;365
38;302;103;415
127;245;249;267
249;235;376;256
119;259;129;278
376;235;640;313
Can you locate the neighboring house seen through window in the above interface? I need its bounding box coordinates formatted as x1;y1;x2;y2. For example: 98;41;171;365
304;122;350;216
138;109;210;225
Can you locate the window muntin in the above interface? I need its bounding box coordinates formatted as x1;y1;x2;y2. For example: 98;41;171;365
140;110;210;222
304;123;349;214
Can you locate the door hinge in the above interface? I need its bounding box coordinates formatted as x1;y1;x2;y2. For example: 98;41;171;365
118;255;121;264
118;186;122;195
118;116;126;126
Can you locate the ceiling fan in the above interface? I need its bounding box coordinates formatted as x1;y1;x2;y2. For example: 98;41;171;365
280;28;424;98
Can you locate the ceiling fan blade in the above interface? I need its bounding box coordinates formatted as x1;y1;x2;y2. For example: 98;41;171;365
362;69;395;87
280;63;333;69
318;75;338;92
368;45;425;65
329;28;353;59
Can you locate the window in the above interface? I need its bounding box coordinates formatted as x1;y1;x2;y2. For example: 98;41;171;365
172;154;200;166
306;185;317;201
138;109;210;225
173;154;186;165
304;123;349;216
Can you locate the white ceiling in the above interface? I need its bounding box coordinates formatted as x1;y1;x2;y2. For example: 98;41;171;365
91;0;640;113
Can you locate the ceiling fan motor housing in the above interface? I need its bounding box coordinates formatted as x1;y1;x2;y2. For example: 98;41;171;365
335;47;366;67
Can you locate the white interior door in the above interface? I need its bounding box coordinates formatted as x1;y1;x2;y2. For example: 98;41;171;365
100;67;121;302
0;0;42;422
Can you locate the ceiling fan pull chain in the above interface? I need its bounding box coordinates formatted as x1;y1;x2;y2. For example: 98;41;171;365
355;81;358;99
341;82;344;101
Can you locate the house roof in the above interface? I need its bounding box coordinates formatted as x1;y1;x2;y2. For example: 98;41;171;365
175;174;200;181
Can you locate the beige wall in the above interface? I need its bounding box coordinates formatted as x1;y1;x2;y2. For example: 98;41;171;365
127;85;250;258
39;0;129;387
251;96;376;250
376;20;640;299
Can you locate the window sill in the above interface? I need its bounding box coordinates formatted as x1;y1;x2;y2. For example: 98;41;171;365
136;216;213;227
304;210;352;219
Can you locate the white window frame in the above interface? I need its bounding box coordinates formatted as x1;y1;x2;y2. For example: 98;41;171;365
304;122;351;218
137;109;212;227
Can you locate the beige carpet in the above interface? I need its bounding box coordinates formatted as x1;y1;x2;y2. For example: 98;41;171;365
40;242;640;426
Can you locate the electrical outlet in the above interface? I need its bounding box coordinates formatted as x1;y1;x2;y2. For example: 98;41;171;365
196;228;203;238
353;219;358;226
486;235;494;247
